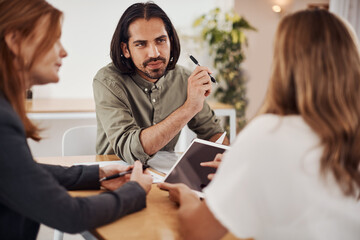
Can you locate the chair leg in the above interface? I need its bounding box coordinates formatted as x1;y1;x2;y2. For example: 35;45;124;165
81;231;98;240
53;230;64;240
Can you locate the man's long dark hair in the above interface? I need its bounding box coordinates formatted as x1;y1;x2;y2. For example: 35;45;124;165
110;2;180;73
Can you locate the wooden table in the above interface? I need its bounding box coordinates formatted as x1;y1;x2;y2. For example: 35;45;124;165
36;155;243;240
26;98;95;113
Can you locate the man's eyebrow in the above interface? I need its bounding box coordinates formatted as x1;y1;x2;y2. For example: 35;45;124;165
156;35;168;40
131;35;168;44
132;40;147;44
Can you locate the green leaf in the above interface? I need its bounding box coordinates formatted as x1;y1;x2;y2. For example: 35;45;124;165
239;31;246;43
231;30;239;43
193;16;205;27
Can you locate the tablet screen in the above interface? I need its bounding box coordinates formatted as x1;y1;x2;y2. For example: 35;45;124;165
164;139;230;192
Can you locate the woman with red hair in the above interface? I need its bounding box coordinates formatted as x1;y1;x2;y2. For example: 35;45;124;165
0;1;152;239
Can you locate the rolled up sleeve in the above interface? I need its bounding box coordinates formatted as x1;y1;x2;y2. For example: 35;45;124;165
188;101;224;140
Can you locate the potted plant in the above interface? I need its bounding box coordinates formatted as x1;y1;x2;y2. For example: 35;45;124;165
193;8;256;131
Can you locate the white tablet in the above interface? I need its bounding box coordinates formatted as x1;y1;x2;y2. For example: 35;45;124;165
163;138;230;198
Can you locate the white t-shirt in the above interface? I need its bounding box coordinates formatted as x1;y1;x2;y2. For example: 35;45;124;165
204;114;360;240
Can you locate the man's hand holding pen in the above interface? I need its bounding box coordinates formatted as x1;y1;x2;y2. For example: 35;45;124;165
185;66;213;114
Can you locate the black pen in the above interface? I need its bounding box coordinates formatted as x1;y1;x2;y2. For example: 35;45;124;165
188;54;217;84
99;164;149;182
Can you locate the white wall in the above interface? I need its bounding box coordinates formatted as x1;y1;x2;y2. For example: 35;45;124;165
234;0;280;119
33;0;223;99
330;0;360;41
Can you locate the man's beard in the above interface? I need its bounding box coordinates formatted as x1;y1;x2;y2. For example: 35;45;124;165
141;57;167;79
141;67;166;80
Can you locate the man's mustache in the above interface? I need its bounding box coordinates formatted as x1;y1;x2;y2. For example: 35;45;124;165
143;57;166;67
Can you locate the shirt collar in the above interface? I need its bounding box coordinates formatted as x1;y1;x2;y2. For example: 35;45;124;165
130;71;167;93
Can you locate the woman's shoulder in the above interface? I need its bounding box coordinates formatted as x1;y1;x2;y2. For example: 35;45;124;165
248;113;303;125
0;95;18;122
232;114;316;156
0;95;25;137
244;114;310;135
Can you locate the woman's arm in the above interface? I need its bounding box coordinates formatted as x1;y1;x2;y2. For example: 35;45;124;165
40;163;135;191
39;164;101;190
0;105;149;233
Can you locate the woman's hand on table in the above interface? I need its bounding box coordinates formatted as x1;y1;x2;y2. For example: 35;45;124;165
130;161;153;194
99;164;132;191
157;182;198;204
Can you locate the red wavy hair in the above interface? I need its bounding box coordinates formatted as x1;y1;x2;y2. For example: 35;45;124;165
0;0;62;140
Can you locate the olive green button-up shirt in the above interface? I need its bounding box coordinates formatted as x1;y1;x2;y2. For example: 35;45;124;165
93;63;223;164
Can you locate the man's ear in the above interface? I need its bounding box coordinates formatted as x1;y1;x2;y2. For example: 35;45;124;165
4;31;21;56
121;42;131;58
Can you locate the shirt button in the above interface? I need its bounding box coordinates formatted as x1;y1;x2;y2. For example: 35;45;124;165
144;88;148;92
152;99;156;103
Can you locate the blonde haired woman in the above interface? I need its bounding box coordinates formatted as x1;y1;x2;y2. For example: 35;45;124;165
159;9;360;240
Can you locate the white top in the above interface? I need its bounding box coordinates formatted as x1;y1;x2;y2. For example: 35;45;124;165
204;114;360;240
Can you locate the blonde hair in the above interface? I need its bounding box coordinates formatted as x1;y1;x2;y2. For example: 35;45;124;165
260;9;360;196
0;0;62;140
